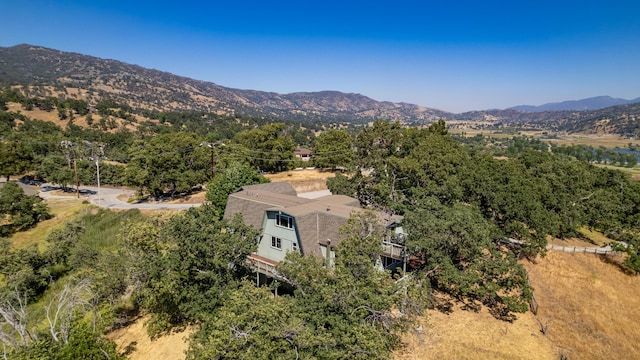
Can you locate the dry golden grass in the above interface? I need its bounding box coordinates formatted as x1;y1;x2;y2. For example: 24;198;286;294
547;134;640;148
524;252;640;360
7;102;139;132
264;168;336;182
396;304;558;360
264;169;336;193
108;316;195;360
166;191;207;204
10;198;88;250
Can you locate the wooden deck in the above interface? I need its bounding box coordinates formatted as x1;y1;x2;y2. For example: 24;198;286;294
246;253;286;281
382;241;405;260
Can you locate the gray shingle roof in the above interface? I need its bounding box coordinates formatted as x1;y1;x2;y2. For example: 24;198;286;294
224;181;402;260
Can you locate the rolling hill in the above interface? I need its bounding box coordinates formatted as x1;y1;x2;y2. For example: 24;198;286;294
0;44;449;123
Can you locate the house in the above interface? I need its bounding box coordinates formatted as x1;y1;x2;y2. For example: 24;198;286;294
223;182;406;282
294;147;312;162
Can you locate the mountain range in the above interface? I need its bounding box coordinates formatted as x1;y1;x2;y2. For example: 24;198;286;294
1;44;639;136
509;96;640;112
0;44;449;123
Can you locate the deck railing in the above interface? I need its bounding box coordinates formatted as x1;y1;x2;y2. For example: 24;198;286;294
382;241;405;260
246;254;283;280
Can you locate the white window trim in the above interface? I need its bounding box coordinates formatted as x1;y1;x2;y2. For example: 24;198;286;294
275;214;294;229
271;236;282;250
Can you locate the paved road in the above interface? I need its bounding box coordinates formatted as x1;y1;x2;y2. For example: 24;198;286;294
3;176;335;211
0;179;39;196
38;184;200;211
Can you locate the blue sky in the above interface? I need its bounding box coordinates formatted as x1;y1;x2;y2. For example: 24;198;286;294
1;0;639;112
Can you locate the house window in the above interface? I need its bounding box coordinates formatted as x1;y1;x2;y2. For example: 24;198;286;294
291;242;298;252
271;236;282;250
276;214;293;229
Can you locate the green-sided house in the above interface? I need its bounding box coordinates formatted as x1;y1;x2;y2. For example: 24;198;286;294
223;182;406;282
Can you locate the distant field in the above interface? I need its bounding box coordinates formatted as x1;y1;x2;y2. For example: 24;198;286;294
546;134;640;148
451;126;640;148
593;163;640;180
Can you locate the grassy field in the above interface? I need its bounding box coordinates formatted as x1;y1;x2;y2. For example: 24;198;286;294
264;168;336;193
10;198;89;250
546;134;640;148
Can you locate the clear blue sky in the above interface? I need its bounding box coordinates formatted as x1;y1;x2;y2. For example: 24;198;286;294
1;0;639;112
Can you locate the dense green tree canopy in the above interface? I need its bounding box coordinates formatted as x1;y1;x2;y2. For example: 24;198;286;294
0;182;50;236
205;161;269;217
313;129;354;169
131;206;259;332
233;123;296;173
125;132;210;198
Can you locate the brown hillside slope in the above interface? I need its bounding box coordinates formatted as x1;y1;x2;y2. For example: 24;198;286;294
524;252;640;359
397;251;640;359
396;303;557;359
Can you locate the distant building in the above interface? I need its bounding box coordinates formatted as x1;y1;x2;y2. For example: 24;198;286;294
294;147;312;162
223;182;406;283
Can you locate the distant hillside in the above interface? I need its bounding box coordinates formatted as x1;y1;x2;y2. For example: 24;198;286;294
510;96;640;112
456;102;640;138
0;44;449;123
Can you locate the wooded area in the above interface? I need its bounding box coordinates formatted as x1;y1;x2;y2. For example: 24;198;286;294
1;89;640;358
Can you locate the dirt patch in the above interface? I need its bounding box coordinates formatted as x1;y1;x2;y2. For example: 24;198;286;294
166;191;207;204
108;316;195;360
524;252;640;359
117;193;134;202
396;304;557;359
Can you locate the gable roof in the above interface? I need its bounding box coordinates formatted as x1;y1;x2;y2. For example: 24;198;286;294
294;147;312;156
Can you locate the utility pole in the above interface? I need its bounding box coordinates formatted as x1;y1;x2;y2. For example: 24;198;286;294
210;146;215;179
73;159;79;198
95;144;104;208
96;158;101;207
200;141;225;180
